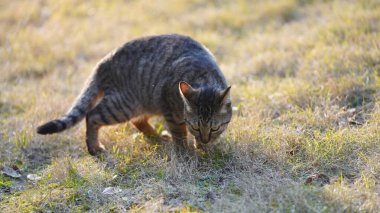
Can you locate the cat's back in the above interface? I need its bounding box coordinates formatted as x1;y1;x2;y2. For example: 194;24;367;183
106;34;216;72
102;34;224;87
121;34;207;56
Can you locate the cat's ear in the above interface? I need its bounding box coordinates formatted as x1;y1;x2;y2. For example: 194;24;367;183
179;81;197;103
219;86;231;104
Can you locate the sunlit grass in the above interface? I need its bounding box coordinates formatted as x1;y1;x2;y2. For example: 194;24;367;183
1;0;379;212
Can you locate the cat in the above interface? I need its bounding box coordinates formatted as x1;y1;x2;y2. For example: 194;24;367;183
37;34;232;155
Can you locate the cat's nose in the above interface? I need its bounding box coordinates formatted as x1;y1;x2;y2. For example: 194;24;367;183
199;127;210;143
201;133;210;144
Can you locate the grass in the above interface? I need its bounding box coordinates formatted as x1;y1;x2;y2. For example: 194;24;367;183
1;0;379;212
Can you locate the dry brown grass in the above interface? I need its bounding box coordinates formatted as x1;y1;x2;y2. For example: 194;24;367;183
1;0;380;212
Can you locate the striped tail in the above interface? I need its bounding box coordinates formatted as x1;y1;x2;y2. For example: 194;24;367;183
37;76;102;135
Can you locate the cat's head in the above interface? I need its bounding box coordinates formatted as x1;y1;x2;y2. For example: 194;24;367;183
179;81;232;144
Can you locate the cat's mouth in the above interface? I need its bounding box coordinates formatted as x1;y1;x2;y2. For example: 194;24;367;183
194;137;216;151
196;136;212;144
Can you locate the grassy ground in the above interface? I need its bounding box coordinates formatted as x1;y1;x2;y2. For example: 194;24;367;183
1;0;379;212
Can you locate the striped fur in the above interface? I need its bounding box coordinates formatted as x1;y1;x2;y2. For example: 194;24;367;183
37;34;232;155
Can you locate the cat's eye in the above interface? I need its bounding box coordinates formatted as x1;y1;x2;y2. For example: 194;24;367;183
184;119;198;130
211;126;220;132
191;125;200;131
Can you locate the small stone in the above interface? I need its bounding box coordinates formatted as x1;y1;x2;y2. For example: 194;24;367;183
27;174;42;181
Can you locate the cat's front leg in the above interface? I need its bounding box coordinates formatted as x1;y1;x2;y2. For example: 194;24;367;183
163;114;188;149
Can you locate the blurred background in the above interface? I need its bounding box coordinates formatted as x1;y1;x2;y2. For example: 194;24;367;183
1;0;378;83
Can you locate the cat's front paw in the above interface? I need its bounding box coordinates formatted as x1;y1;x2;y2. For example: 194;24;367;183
194;140;204;150
160;130;172;142
88;143;106;156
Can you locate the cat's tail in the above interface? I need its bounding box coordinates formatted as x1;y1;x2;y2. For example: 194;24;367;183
37;74;103;135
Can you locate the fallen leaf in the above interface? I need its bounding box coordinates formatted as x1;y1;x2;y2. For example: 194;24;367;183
102;187;122;195
1;166;22;178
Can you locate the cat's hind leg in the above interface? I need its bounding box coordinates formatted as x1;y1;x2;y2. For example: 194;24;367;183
131;116;161;144
85;116;104;156
86;95;131;155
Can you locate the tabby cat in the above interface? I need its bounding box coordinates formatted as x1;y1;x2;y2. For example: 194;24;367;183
37;34;232;155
